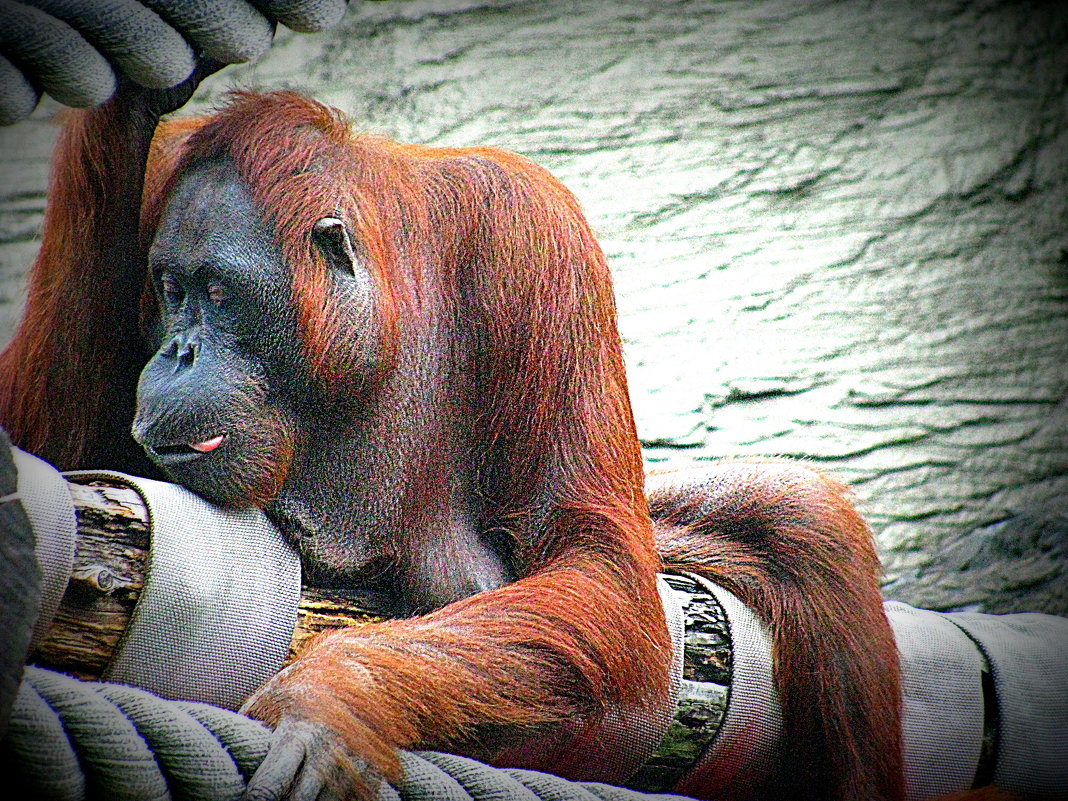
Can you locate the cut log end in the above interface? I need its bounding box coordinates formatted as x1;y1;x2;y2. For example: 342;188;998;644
32;477;382;678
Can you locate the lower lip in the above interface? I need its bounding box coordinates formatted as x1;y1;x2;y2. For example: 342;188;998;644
151;449;206;467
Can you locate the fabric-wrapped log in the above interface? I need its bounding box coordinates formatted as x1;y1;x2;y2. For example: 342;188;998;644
0;0;348;124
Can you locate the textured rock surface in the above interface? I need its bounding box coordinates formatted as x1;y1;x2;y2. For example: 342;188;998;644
0;0;1065;613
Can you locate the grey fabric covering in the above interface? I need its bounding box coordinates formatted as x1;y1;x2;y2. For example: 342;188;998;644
21;0;196;89
0;52;38;125
9;605;1068;801
12;446;76;652
0;0;117;106
884;601;985;800
65;470;301;711
8;449;1067;796
674;577;782;801
626;573;732;793
947;610;1068;796
0;431;39;739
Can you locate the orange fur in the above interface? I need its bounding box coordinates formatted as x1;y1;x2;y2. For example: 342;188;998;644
178;92;675;782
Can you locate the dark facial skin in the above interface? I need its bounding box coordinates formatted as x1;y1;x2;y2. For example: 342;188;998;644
133;159;306;507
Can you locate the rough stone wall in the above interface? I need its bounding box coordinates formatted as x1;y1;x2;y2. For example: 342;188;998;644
0;0;1065;613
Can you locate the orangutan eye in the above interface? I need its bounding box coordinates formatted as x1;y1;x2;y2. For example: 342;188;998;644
160;271;183;304
207;282;228;305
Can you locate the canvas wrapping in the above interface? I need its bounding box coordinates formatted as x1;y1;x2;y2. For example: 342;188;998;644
11;445;303;712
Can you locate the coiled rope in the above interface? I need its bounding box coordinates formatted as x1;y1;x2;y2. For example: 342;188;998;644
6;665;687;801
0;0;349;124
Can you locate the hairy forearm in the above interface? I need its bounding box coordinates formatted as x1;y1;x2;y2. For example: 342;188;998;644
243;559;670;782
0;97;160;467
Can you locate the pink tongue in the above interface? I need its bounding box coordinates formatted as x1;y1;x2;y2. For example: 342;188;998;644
190;434;225;453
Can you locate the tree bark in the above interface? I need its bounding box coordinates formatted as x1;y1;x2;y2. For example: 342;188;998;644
31;476;382;680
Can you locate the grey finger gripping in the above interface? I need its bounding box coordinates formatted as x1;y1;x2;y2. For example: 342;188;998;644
20;0;197;89
0;0;352;123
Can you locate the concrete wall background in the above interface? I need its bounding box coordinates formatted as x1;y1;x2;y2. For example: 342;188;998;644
1;0;1065;613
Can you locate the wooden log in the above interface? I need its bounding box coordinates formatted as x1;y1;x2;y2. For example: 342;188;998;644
31;476;383;680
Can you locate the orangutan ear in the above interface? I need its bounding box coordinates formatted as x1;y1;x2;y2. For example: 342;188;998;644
312;216;358;276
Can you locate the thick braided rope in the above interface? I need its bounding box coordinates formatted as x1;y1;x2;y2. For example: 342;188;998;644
0;0;348;124
5;666;691;801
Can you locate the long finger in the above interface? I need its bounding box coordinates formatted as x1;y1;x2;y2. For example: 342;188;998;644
244;728;308;801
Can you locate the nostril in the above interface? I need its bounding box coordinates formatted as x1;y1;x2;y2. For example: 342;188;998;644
177;341;196;370
165;335;198;373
